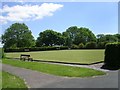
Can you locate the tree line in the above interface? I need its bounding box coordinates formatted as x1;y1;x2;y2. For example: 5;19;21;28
1;23;120;49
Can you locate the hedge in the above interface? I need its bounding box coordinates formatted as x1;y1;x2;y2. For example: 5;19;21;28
4;46;68;52
104;42;120;68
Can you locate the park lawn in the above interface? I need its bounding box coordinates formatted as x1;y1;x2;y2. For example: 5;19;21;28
5;50;104;64
3;59;106;77
2;71;27;89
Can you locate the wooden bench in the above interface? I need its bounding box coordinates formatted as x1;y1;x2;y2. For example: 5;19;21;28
20;54;33;61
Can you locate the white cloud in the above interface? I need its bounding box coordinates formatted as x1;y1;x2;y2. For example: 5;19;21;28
0;3;63;24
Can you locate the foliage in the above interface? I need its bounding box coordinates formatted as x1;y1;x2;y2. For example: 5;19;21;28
1;23;35;48
4;46;68;52
96;34;118;43
1;23;120;49
36;30;64;46
85;42;97;49
71;44;79;49
63;26;96;47
78;43;84;48
104;42;120;68
97;42;107;49
114;34;120;42
3;59;105;77
2;71;27;88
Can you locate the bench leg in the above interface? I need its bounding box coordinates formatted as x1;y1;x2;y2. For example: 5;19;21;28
28;58;33;62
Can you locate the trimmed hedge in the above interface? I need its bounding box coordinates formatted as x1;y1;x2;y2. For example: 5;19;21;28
4;46;68;52
104;42;120;68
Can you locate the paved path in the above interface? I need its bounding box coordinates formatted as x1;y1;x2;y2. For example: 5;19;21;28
2;63;118;88
41;62;109;72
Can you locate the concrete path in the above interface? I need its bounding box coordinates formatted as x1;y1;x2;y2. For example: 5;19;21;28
2;63;118;88
41;62;109;72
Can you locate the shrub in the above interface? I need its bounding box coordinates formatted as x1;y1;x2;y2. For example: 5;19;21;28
78;43;84;49
85;42;97;49
97;42;106;49
104;42;120;68
59;46;68;50
4;48;24;52
71;44;79;49
4;46;68;52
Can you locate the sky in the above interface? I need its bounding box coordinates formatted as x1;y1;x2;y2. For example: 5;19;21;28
0;1;119;47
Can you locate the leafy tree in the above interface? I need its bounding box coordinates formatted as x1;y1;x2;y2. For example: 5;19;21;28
96;34;105;43
105;35;118;42
97;34;118;43
114;34;120;42
36;30;64;46
2;23;35;48
62;32;72;47
96;34;119;48
63;26;96;47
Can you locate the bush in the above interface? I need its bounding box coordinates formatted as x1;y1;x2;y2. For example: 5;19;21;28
78;43;84;49
71;44;79;49
104;42;120;68
4;48;24;52
4;46;68;52
97;42;107;49
59;46;68;50
85;42;97;49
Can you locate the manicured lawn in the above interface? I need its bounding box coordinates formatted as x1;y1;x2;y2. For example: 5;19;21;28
5;50;104;64
3;59;106;77
2;71;27;88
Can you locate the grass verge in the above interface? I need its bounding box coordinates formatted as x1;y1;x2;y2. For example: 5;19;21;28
3;59;106;77
0;71;1;90
2;71;27;89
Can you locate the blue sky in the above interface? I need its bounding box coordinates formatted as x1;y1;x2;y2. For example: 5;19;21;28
0;2;118;47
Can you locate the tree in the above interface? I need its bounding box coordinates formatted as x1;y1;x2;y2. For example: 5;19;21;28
2;23;35;48
105;34;118;42
97;34;118;43
114;34;120;42
63;26;96;47
36;30;64;46
96;34;105;43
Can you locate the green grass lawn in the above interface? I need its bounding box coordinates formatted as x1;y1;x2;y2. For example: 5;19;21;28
5;50;104;64
2;71;27;89
3;59;106;77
